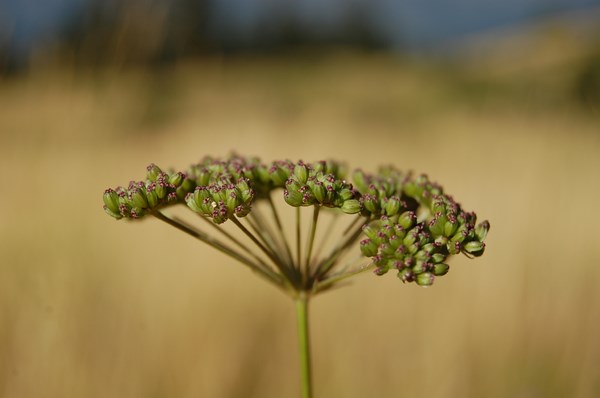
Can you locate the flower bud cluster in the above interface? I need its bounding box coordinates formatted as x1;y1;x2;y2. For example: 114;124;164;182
186;177;255;224
352;166;413;217
103;164;195;220
283;160;361;214
103;155;489;288
358;173;489;286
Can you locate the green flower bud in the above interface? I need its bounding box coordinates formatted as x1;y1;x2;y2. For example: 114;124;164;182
402;230;417;246
339;188;354;201
412;260;430;274
103;189;120;214
447;240;462;255
463;241;485;257
129;207;146;219
146;164;163;182
384;196;401;216
397;268;415;283
270;162;292;187
130;188;148;209
341;199;361;214
352;169;370;192
360;238;378;257
362;222;380;241
168;172;184;187
155;180;168;199
284;179;304;207
397;211;416;230
294;162;309;184
475;220;490;241
415;272;435;286
432;263;450;276
103;205;122;219
443;220;458;237
237;178;254;203
431;253;446;263
176;178;195;200
362;194;379;214
311;181;327;203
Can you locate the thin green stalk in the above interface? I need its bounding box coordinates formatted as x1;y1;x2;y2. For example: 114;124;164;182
152;211;283;286
230;216;299;287
314;216;369;279
296;206;302;272
196;213;269;270
230;216;282;267
312;211;339;263
314;262;375;293
246;212;283;259
295;293;313;398
304;206;320;276
267;193;295;266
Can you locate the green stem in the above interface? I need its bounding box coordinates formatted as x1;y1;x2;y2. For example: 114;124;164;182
305;206;320;278
267;193;295;266
295;293;313;398
296;206;302;272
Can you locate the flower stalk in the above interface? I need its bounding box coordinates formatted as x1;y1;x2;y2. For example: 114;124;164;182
296;293;312;398
102;154;490;396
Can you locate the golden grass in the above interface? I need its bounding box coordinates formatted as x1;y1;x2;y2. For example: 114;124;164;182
1;53;599;397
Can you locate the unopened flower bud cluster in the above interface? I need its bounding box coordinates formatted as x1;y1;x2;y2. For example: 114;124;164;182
103;155;489;287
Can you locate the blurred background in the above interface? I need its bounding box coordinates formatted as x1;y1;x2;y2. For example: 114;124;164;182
1;0;600;397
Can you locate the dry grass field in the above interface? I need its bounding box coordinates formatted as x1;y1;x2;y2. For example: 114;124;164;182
1;50;599;397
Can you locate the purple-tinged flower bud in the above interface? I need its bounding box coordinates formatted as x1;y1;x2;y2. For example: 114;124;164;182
103;205;122;219
146;164;163;182
402;230;418;246
236;178;254;203
130;188;148;209
103;189;120;214
311;180;326;203
475;220;490;241
373;267;388;276
397;268;415;283
415;272;434;286
224;190;238;215
294;162;309;184
384;196;401;216
212;203;229;224
235;204;251;218
447;240;462;255
362;194;379;214
130;207;146;219
397;211;416;230
284;184;304;207
361;223;379;241
444;219;458;238
341;199;361;214
155;180;168;199
434;236;448;246
270;162;292;187
145;184;159;208
360;238;378;257
168;172;185;187
432;263;450;276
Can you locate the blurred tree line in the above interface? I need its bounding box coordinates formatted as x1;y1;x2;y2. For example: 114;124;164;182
0;0;384;73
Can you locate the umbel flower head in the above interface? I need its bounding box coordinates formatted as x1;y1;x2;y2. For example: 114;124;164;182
103;154;489;293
